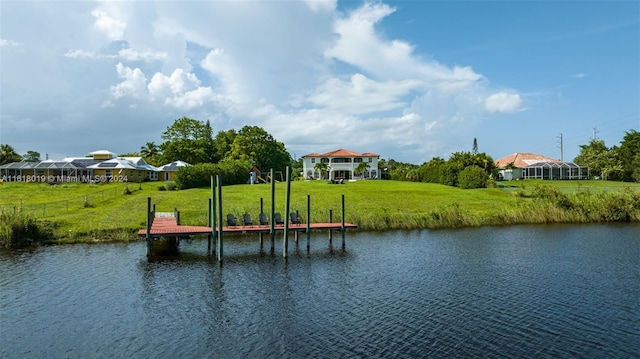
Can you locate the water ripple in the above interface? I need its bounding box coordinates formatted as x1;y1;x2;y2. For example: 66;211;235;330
1;225;639;358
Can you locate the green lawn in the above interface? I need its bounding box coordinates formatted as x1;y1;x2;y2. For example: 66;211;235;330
1;179;639;242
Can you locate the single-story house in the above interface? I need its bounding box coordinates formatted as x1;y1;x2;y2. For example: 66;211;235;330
88;157;158;182
495;152;588;180
156;160;190;181
0;149;181;183
301;149;380;181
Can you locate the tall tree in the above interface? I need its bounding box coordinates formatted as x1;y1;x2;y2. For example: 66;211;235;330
472;138;478;155
227;126;291;171
213;129;237;163
22;150;41;162
159;117;215;164
616;130;640;182
0;144;22;165
574;139;614;179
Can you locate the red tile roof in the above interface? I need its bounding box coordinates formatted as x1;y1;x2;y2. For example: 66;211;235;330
494;153;560;168
302;149;380;158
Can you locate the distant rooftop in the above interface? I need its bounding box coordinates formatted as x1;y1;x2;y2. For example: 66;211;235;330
494;153;560;168
302;149;380;158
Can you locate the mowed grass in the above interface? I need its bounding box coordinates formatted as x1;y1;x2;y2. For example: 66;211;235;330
1;179;639;242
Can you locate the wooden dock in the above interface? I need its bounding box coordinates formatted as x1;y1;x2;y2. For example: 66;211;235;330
141;168;356;260
137;215;357;238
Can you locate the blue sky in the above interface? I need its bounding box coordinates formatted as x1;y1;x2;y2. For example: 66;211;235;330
1;0;638;164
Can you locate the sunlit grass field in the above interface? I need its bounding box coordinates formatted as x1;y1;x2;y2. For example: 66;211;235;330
1;179;639;242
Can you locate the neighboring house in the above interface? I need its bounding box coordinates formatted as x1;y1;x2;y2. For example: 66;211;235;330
88;157;158;182
301;149;380;181
495;152;588;180
0;149;169;183
156;160;190;181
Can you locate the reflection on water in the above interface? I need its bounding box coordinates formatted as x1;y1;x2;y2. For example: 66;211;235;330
1;224;639;358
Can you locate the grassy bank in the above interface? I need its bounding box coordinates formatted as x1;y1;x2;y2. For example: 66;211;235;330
1;180;639;244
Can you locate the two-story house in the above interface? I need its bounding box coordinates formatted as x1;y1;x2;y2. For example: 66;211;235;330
301;149;380;181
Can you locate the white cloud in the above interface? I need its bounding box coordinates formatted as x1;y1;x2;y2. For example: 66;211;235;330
572;73;589;79
1;1;531;163
110;63;147;99
304;0;337;12
64;47;167;62
308;73;422;114
200;48;246;103
484;92;523;113
0;39;22;47
92;10;126;41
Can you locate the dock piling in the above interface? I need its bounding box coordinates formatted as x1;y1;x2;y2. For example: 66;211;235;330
216;175;223;262
341;194;346;249
211;176;216;256
145;197;152;257
207;198;212;253
328;209;333;244
306;195;311;251
270;168;275;253
283;166;291;259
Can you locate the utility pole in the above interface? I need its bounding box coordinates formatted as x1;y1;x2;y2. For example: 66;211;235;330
557;133;563;161
592;127;599;141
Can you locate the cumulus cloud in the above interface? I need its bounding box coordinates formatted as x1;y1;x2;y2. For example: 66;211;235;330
1;1;528;162
308;73;423;114
92;10;126;41
484;92;523;113
111;63;147;99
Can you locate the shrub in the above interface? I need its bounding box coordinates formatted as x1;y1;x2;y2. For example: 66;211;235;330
532;185;573;210
175;160;251;189
458;165;488;189
0;211;54;248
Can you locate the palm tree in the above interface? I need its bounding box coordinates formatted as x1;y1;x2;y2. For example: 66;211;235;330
355;161;370;179
140;142;160;165
314;162;329;179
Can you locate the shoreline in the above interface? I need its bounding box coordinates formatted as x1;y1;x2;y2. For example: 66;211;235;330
1;180;639;247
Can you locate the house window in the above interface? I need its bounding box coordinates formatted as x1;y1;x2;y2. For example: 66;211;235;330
368;158;372;163
321;158;329;163
311;158;315;164
354;158;363;163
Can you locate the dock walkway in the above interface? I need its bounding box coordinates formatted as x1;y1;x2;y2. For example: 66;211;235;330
138;214;357;238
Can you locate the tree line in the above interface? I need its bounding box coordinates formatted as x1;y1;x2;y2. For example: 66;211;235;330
573;130;639;182
2;124;637;187
378;142;499;189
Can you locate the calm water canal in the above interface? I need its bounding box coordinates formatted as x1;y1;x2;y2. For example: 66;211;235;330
1;224;639;358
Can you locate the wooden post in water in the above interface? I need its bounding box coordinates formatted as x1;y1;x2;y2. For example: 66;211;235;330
306;195;311;251
283;166;291;259
145;197;152;257
328;209;333;245
294;210;299;245
207;198;212;253
341;194;346;249
211;176;216;256
259;197;264;247
270;168;275;252
174;208;180;225
216;175;223;262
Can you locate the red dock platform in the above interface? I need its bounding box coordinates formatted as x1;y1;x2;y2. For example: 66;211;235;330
138;216;357;238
